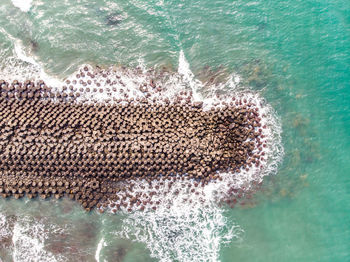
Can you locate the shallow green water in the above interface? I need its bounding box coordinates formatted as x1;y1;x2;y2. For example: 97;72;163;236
0;0;349;261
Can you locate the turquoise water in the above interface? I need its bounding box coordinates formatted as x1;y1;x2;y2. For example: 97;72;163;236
0;0;349;261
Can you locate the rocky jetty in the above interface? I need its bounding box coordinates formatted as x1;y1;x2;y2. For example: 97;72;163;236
0;75;265;211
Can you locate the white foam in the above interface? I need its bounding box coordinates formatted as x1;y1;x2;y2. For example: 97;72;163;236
11;0;33;12
178;50;202;101
0;212;12;241
95;238;106;262
119;204;242;262
12;216;64;262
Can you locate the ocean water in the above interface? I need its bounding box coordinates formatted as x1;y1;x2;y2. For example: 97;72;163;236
0;0;349;261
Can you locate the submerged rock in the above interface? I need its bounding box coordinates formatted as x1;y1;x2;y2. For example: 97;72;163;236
106;12;124;26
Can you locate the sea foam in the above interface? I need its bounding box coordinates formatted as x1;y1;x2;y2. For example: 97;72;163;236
12;216;64;262
95;237;106;262
11;0;33;12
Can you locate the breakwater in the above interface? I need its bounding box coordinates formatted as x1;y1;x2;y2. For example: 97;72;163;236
0;68;266;212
